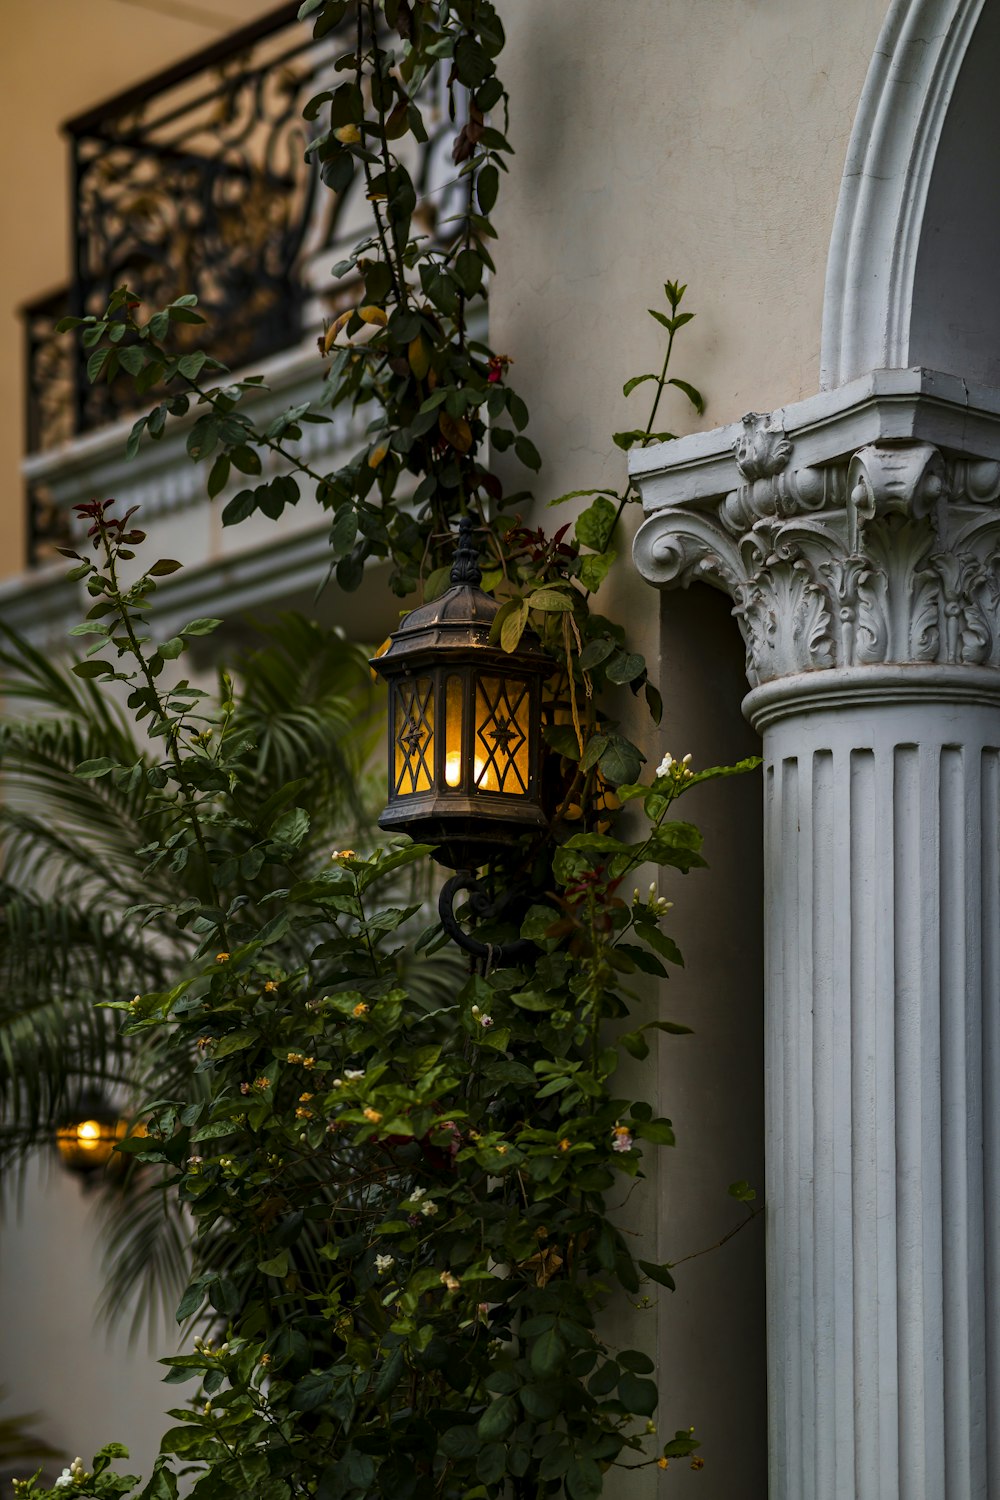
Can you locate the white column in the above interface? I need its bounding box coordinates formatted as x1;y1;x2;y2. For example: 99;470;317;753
631;387;1000;1500
751;668;1000;1500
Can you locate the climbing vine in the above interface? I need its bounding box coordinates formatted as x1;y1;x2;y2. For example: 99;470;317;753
31;3;759;1497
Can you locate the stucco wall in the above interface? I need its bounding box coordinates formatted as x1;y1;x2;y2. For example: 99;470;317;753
0;0;893;1490
491;3;889;1494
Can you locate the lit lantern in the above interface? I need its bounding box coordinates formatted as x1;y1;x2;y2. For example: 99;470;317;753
371;517;550;872
55;1094;126;1179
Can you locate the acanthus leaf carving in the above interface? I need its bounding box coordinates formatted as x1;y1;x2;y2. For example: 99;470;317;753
633;433;1000;687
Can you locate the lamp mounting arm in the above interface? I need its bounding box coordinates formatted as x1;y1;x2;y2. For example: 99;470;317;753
438;870;537;968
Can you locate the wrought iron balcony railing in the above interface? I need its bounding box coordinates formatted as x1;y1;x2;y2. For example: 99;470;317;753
21;1;458;566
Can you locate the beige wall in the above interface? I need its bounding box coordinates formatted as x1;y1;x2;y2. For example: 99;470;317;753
0;0;279;579
0;0;894;1489
492;3;889;1493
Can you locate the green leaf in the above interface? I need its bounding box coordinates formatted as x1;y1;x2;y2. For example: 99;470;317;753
668;376;704;414
231;444;262;475
290;1371;335;1411
606;650;645;685
477;163;499;214
578;637;615;670
258;1250;289;1277
148;559;182;576
477;1393;518;1441
476;1444;507;1485
222;489;256;526
598;734;644;786
529;588;573;612
439;1424;479;1460
623;373;657;397
575;495;616;552
118;344;146;375
177;351;208;381
566;1458;602;1500
75;757;118;778
207;453;230;498
638;1259;677;1291
501;600;529;654
579;550;615;592
71;660;111;679
529;1327;567;1379
619;1349;655;1374
181;618;222;637
548;487;618;508
212;1028;259;1058
86;347;109;382
514;435;541;472
618;1371;658;1416
158;637;185;660
331;505;357;558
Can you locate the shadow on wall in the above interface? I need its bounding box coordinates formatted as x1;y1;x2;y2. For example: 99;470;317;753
656;581;767;1499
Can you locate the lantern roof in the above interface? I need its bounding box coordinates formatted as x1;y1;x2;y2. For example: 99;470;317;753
375;518;548;669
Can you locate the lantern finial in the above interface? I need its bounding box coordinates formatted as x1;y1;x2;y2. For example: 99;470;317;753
449;516;482;587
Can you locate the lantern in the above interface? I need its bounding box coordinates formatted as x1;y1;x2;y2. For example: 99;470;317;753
55;1093;125;1179
371;518;550;873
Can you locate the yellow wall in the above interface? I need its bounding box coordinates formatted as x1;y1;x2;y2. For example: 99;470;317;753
0;0;280;579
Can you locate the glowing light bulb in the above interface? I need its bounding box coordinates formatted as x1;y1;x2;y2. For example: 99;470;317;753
446;751;488;786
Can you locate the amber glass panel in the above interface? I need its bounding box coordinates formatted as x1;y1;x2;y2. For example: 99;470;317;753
474;675;529;794
393;677;435;795
444;674;464;787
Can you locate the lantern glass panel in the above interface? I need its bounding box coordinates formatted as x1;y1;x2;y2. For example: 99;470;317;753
444;674;464;787
394;677;435;796
474;675;530;795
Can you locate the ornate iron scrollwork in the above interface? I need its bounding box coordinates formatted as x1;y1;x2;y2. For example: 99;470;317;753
438;871;538;968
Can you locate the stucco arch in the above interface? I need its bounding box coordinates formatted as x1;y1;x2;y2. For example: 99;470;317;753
821;0;993;390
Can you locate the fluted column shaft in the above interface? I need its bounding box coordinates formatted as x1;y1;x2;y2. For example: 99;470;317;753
748;669;1000;1500
631;391;1000;1500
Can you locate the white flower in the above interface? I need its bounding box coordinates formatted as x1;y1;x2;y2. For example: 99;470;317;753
54;1472;73;1490
420;1200;439;1217
409;1186;427;1201
345;1069;364;1080
479;1014;494;1029
656;750;694;780
375;1252;394;1274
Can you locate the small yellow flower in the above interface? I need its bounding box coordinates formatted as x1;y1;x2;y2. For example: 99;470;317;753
690;1457;704;1471
657;1458;669;1470
263;981;278;993
496;1144;508;1155
286;1052;304;1064
353;1002;369;1019
363;1107;382;1124
334;123;361;144
253;1077;270;1091
558;1138;571;1152
299;1092;313;1102
215;952;230;963
439;1270;460;1292
332;849;357;862
295;1107;314;1120
259;1353;271;1368
303;1056;315;1068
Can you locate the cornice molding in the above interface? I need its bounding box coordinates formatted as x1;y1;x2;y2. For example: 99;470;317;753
631;370;1000;689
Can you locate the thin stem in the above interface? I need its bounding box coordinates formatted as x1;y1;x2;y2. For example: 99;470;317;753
100;523;229;947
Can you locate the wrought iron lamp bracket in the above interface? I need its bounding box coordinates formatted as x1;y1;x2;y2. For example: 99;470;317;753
438;870;538;968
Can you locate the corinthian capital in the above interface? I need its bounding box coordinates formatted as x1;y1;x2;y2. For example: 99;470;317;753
631;375;1000;688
